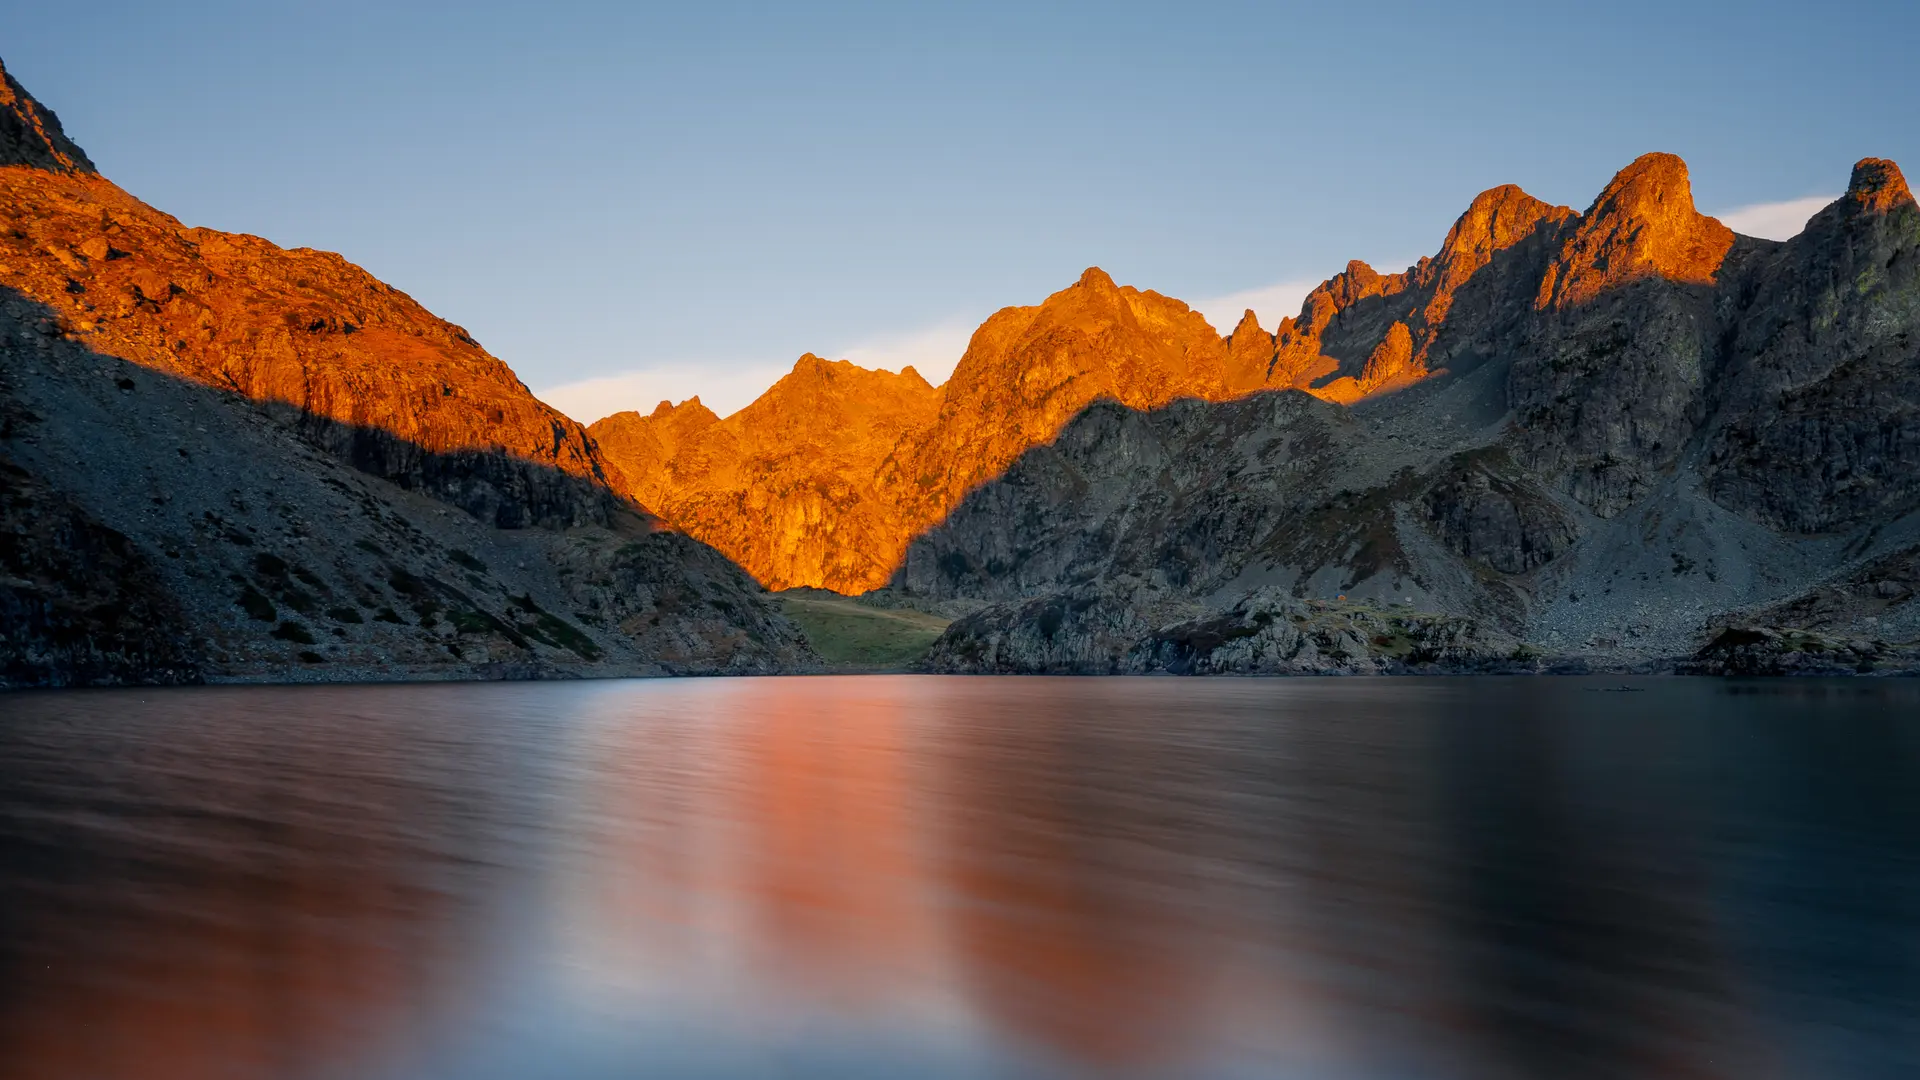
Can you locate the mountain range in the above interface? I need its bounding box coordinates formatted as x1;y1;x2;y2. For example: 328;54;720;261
590;151;1920;677
3;56;1916;685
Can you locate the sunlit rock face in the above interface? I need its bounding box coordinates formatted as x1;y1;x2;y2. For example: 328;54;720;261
0;60;92;173
0;131;623;529
1536;152;1735;310
591;355;943;591
0;56;813;684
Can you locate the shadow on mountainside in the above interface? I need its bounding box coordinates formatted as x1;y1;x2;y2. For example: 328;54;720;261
0;288;815;687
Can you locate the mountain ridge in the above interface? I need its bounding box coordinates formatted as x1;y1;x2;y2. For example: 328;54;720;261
0;56;816;686
593;152;1883;600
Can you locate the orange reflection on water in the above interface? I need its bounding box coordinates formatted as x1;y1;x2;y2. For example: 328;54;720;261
565;678;1220;1067
566;678;951;1011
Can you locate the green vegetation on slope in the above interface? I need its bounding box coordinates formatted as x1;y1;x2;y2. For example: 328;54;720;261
776;591;950;670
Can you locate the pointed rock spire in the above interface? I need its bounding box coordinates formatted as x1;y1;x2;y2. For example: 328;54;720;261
1538;152;1733;309
1845;158;1913;214
1224;308;1275;394
1435;185;1574;275
1420;183;1573;324
1076;266;1119;292
0;55;95;173
1359;321;1417;391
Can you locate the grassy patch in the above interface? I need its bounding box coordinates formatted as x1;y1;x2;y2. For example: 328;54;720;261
777;593;951;669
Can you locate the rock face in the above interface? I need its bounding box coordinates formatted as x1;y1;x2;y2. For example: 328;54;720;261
0;56;814;686
1700;158;1920;533
591;356;940;590
0;61;92;173
0;164;625;530
893;153;1920;673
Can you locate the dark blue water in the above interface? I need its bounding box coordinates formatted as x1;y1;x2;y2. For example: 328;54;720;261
1;676;1917;1079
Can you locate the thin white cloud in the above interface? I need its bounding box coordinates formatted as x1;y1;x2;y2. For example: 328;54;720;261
1712;194;1838;241
1188;279;1324;335
536;360;794;424
552;263;1496;424
1189;258;1416;335
829;314;981;387
536;313;989;425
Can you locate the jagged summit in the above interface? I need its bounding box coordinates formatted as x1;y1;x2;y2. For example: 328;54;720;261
0;56;94;173
1431;185;1572;281
589;150;1916;602
1538;152;1734;308
1846;157;1913;213
1076;265;1118;291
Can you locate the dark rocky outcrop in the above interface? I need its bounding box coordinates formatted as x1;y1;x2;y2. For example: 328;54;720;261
1680;626;1920;677
1418;449;1578;575
1701;158;1920;533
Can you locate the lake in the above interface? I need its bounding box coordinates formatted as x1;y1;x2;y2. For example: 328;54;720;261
1;676;1917;1078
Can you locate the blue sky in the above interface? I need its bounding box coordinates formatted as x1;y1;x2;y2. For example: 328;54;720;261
7;1;1915;419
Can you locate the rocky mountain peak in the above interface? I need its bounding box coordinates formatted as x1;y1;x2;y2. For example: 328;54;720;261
649;395;708;419
1435;184;1573;273
1076;266;1119;293
1224;308;1275;394
0;56;95;173
1538;152;1734;309
1846;157;1913;213
1414;183;1574;326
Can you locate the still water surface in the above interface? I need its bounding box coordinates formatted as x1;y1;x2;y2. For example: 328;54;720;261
2;676;1917;1079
